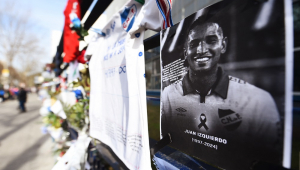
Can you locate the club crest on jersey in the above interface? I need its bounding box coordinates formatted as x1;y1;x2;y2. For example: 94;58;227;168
218;109;242;131
120;4;137;32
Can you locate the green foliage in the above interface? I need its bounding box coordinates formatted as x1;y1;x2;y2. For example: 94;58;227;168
43;113;62;129
53;146;69;156
147;103;160;141
71;64;90;92
63;99;89;131
135;0;145;5
78;27;89;41
43;78;53;82
48;90;60;99
70;24;89;41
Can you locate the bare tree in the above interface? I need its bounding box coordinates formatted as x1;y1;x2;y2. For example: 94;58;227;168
0;1;46;84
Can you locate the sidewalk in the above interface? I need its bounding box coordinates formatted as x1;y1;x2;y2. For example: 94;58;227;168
0;93;54;170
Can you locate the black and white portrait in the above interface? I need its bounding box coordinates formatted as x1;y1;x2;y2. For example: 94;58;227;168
160;0;291;169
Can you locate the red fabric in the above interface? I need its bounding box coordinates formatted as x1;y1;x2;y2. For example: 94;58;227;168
77;49;86;64
63;0;81;63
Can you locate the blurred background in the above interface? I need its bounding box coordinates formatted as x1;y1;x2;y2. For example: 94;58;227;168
0;0;67;89
0;1;67;170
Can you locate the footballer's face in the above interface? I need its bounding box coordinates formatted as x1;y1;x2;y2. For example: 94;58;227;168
185;23;227;73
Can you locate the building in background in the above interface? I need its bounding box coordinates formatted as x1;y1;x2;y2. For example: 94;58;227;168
51;30;63;57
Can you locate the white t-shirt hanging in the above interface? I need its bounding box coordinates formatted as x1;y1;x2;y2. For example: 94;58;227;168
89;1;151;169
84;29;105;61
129;0;173;38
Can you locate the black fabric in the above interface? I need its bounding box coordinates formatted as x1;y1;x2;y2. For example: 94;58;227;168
83;0;112;30
251;161;290;170
53;34;64;77
150;133;172;155
18;88;27;102
19;100;26;112
80;0;94;18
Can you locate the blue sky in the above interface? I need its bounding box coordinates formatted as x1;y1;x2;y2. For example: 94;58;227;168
19;0;68;33
0;0;98;69
2;0;69;65
23;0;68;64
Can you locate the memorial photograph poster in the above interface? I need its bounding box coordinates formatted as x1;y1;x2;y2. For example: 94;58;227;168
160;0;293;169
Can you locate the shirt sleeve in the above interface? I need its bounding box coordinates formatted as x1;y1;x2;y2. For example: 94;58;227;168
84;32;104;61
257;92;281;143
253;91;282;163
128;0;173;38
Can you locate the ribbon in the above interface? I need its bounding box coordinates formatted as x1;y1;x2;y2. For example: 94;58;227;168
198;113;209;130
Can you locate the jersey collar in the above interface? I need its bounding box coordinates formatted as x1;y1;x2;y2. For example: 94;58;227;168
182;67;229;99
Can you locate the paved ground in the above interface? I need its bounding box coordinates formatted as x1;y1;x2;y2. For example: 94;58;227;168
0;94;54;170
